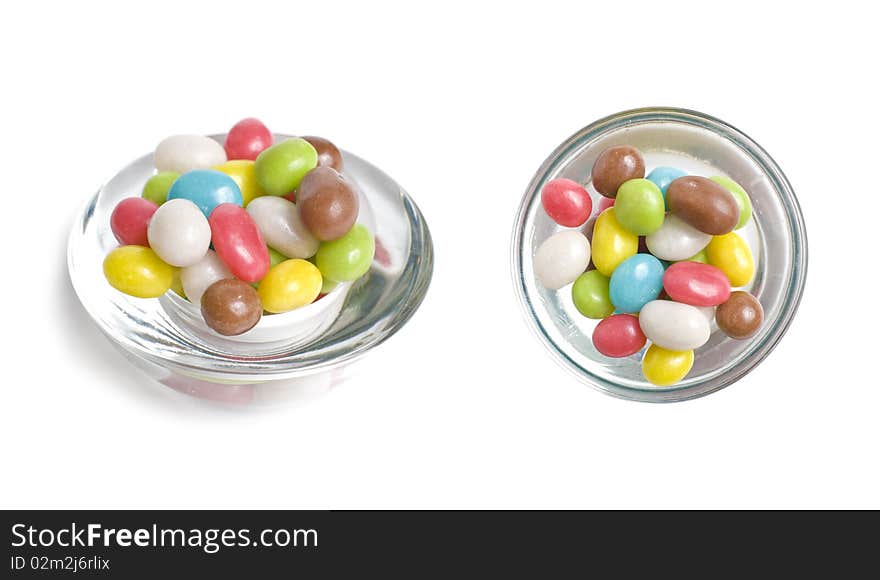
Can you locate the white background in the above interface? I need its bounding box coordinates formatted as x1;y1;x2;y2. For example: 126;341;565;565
1;0;878;509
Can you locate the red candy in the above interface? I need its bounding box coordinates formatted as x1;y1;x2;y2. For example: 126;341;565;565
208;203;270;283
540;178;592;227
592;314;646;358
663;262;731;307
224;118;273;161
110;197;158;246
595;196;615;216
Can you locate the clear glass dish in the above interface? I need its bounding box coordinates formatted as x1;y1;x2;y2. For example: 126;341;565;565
511;108;808;402
68;133;433;388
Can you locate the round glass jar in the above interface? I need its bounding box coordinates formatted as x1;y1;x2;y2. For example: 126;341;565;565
68;133;433;394
511;108;808;402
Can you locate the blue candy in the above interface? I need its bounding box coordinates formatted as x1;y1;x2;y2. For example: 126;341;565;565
646;166;687;198
166;169;243;218
609;254;665;313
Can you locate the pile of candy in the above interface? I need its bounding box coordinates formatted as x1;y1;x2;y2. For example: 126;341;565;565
535;145;763;386
103;118;375;336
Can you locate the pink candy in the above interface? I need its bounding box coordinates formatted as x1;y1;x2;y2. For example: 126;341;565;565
209;203;270;283
224;117;273;161
541;178;592;227
110;197;158;246
663;262;731;307
592;314;646;358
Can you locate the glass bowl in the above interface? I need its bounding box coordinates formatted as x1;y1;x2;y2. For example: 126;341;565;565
68;133;433;387
511;107;808;402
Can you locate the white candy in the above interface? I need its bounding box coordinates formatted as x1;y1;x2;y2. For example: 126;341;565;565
694;305;716;324
154;134;226;174
534;230;591;290
645;214;711;261
147;199;211;267
639;300;711;351
180;250;233;304
246;196;319;259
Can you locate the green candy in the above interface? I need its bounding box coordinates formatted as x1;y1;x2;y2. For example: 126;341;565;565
571;270;614;319
614;178;665;235
267;246;288;268
254;138;318;196
321;277;340;294
676;248;709;264
710;176;752;229
315;224;375;282
142;171;179;205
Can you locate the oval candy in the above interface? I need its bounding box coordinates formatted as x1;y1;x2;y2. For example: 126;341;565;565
142;171;179;205
201;279;263;336
645;214;711;261
224;118;273;161
591;146;645;198
209;203;270;283
706;232;755;287
662;261;731;307
638;300;711;351
154;134;226;174
710;176;752;230
147;198;211;267
258;259;323;313
571;270;614;319
297;166;360;241
180;249;233;305
254;138;318;196
541;178;592;227
246;196;320;260
716;291;763;339
592;314;647;358
315;224;375;282
591;208;638;277
166;169;243;218
666;176;740;235
609;254;665;313
103;245;175;298
533;230;591;290
110;197;157;246
642;345;694;387
614;178;665;235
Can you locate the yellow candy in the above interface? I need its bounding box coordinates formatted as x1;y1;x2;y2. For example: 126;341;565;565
170;269;186;298
258;259;322;313
591;207;638;276
706;232;755;287
642;344;694;386
103;246;175;298
213;160;266;206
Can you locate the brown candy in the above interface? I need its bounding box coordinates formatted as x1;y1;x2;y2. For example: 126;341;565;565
201;279;263;336
715;291;763;339
297;166;359;241
303;136;343;172
666;176;740;235
590;146;645;198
